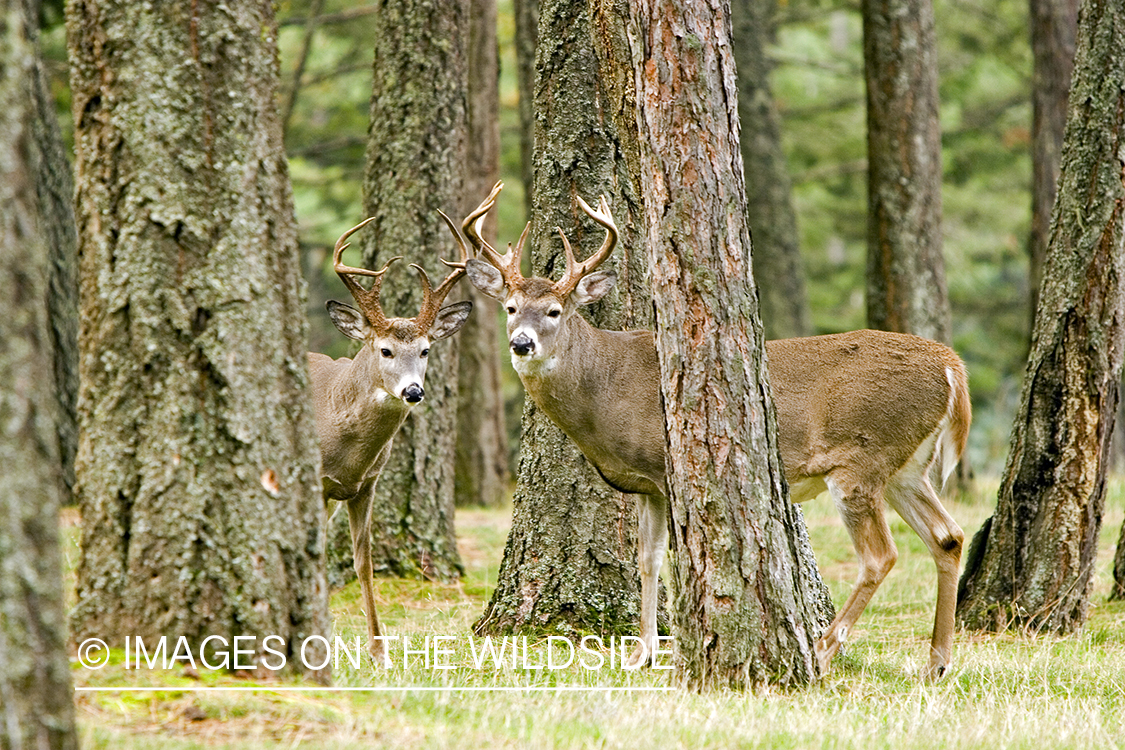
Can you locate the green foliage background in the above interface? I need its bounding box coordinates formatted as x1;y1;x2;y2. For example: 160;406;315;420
39;0;1041;475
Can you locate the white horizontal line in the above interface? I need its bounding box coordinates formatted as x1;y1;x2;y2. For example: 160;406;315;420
75;685;674;693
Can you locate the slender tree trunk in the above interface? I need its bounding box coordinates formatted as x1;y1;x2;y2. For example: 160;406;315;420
25;0;78;506
1028;0;1079;326
731;0;811;340
629;0;829;690
958;0;1125;631
513;0;537;216
67;0;329;679
456;0;510;508
330;0;468;583
0;2;79;744
863;0;951;345
474;0;651;637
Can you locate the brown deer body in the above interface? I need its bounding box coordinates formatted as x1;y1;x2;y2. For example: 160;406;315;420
465;184;970;679
309;190;497;661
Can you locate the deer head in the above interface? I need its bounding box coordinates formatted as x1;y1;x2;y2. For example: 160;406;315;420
464;185;618;373
327;210;481;404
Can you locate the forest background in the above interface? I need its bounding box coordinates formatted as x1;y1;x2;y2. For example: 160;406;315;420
33;0;1035;478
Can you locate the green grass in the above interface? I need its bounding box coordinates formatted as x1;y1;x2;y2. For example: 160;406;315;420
69;484;1125;749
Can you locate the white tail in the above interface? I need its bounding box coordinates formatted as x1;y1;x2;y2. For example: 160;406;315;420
465;184;971;680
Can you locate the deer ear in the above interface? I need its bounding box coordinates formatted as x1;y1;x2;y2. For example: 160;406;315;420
327;300;368;341
430;301;472;341
573;269;617;305
466;258;506;301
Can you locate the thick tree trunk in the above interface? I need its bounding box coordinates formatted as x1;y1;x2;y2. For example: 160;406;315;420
67;0;330;679
629;0;829;690
25;0;79;506
958;0;1125;632
731;0;811;340
474;0;651;636
0;2;78;745
331;0;467;583
1028;0;1078;326
863;0;951;345
455;0;510;508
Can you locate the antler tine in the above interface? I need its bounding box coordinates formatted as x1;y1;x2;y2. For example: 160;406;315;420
554;194;619;296
331;217;400;332
462;180;504;246
463;182;527;287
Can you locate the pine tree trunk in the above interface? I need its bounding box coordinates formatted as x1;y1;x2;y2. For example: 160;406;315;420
455;0;510;508
26;0;79;506
958;0;1125;632
629;0;829;690
513;0;537;216
1028;0;1078;326
863;0;951;345
732;0;811;341
331;0;467;583
0;2;79;744
474;0;651;636
67;0;329;679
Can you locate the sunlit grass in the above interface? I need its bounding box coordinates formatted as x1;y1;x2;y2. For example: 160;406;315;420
69;479;1125;749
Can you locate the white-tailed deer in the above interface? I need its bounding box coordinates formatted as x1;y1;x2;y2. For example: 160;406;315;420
309;190;497;661
464;183;971;680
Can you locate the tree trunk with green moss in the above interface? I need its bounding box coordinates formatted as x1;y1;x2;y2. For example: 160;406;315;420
67;0;329;679
475;0;652;637
958;0;1125;632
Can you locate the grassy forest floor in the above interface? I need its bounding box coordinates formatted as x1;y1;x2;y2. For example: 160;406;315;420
64;480;1125;749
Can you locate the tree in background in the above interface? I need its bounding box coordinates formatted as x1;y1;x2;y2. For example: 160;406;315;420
630;0;828;689
335;0;468;582
456;0;510;508
67;0;329;678
0;1;78;744
1028;0;1078;324
474;0;651;637
958;0;1125;632
863;0;951;344
732;0;811;340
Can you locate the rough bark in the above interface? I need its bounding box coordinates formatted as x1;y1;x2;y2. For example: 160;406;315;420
474;0;651;637
629;0;828;690
731;0;811;340
863;0;951;345
455;0;510;508
67;0;330;679
330;0;467;583
958;0;1125;632
0;2;79;745
1028;0;1078;326
26;0;78;506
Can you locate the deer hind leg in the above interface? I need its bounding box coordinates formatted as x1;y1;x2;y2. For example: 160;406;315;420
347;489;385;664
627;493;669;669
885;472;963;681
816;475;898;675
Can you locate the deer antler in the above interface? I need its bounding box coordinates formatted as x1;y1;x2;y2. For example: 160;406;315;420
463;181;528;287
553;194;618;297
332;217;401;333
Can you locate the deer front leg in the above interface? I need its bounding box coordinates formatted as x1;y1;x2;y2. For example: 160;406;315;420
627;493;669;669
816;477;898;675
347;486;385;664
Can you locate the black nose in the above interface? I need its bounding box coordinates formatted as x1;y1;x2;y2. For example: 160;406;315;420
511;334;534;356
403;384;424;403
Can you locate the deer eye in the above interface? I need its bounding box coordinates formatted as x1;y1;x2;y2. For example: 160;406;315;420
380;348;393;358
420;348;430;358
547;309;562;318
506;306;516;315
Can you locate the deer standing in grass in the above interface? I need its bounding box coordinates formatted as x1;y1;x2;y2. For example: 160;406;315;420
309;192;495;661
464;183;971;680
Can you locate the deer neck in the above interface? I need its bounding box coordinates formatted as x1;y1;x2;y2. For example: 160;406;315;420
516;315;601;429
